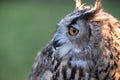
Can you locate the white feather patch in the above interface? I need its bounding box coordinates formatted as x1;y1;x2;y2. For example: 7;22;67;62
70;60;87;68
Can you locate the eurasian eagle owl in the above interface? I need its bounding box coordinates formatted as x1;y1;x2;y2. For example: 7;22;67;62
29;0;120;80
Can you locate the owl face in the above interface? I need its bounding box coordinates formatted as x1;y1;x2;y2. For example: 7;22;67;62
53;12;91;58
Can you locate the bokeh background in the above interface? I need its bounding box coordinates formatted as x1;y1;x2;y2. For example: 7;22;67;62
0;0;120;80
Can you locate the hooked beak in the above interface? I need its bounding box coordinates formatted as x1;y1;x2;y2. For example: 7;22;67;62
53;39;62;49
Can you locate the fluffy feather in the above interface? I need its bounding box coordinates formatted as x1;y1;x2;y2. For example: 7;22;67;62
29;0;120;80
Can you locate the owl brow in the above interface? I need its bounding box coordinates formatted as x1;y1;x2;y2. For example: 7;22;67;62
68;17;79;28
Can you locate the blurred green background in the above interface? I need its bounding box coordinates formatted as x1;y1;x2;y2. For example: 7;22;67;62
0;0;120;80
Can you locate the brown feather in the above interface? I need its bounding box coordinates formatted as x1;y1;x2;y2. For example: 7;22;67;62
29;1;120;80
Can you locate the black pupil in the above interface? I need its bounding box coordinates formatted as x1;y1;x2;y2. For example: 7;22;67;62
72;27;77;33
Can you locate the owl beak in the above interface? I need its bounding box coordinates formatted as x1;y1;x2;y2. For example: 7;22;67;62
53;40;61;49
53;39;64;49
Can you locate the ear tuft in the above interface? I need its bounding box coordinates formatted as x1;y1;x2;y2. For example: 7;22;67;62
74;0;103;20
75;0;85;11
75;0;81;9
94;0;102;12
75;0;81;8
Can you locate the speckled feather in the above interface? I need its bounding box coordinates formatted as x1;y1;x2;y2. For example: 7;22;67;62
29;0;120;80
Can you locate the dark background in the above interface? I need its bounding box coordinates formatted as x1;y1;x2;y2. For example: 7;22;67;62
0;0;120;80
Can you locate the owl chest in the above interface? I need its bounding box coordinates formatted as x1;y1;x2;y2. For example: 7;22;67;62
40;50;119;80
41;57;119;80
47;57;96;80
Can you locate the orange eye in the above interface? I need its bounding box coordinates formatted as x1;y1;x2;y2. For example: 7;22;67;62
69;27;79;36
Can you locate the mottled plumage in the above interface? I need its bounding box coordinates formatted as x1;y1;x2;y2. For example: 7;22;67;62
29;0;120;80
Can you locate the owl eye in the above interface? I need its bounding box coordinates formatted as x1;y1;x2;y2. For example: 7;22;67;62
69;26;79;36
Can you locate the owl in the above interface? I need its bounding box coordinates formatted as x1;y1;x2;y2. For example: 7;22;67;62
29;0;120;80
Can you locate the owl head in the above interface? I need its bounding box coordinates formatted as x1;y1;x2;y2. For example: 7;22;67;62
52;0;103;58
53;0;117;60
